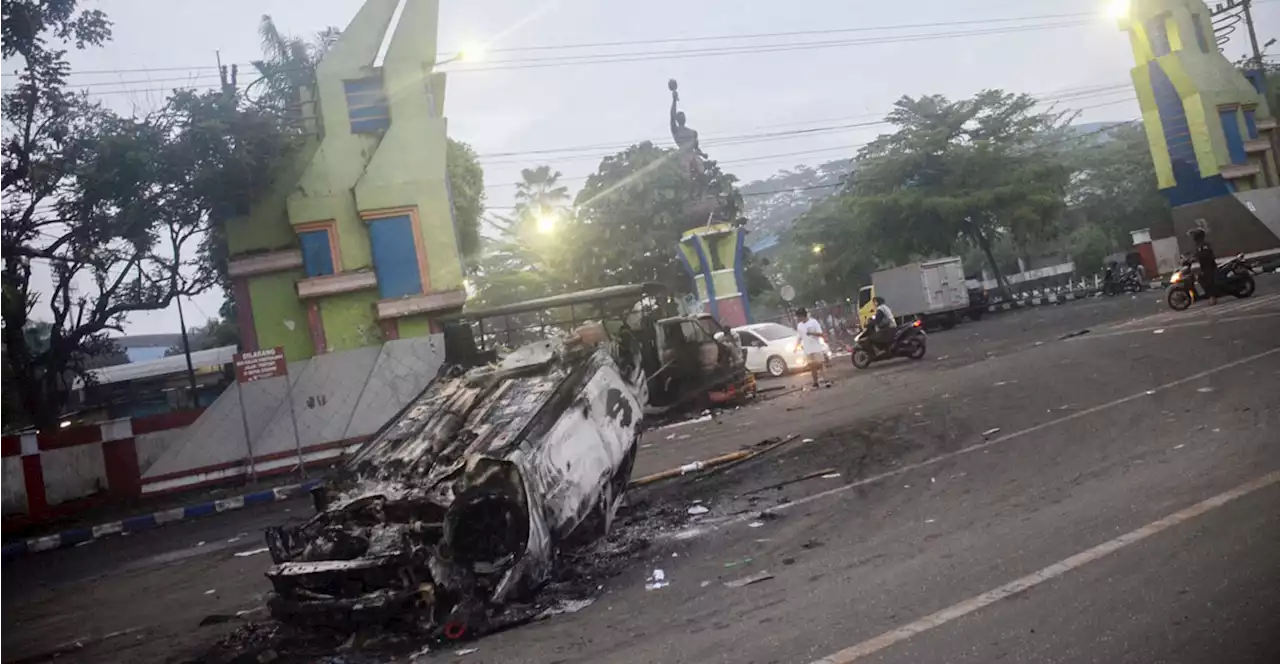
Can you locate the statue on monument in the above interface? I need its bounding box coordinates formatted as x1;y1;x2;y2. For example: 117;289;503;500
669;79;707;178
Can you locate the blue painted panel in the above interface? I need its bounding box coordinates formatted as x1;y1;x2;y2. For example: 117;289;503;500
1220;108;1246;164
1146;16;1170;56
369;216;424;299
1149;63;1232;207
299;230;335;277
344;77;390;133
1243;109;1258;139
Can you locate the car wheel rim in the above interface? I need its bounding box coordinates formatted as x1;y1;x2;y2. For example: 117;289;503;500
768;357;786;376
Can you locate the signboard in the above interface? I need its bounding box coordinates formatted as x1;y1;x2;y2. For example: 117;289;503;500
233;347;287;384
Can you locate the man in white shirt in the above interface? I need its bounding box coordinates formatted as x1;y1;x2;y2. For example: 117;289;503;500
795;308;830;388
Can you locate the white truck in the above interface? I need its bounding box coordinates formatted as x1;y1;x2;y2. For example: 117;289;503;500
857;257;970;330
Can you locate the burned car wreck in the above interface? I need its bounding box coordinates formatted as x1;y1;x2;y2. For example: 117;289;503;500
264;327;644;638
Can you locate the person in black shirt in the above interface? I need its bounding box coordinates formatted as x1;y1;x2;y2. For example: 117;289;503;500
1189;228;1217;306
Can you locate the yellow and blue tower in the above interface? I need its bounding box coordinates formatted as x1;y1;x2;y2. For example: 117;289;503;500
1116;0;1280;251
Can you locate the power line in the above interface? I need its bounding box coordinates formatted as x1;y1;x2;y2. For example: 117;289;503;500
474;86;1135;166
47;10;1099;79
469;11;1098;54
482;98;1140;207
449;22;1091;73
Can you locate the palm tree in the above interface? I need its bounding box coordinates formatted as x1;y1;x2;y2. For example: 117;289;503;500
513;165;571;222
248;15;339;113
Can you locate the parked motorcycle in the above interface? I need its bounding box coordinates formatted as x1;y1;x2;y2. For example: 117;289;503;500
1166;253;1258;311
851;320;927;369
1103;264;1144;295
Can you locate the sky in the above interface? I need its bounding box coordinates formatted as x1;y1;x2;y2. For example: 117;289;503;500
9;0;1279;337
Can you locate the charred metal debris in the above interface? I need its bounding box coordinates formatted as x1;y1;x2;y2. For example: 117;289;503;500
263;333;644;639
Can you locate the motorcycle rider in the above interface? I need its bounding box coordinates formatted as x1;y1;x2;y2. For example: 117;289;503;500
869;296;896;353
1189;228;1217;306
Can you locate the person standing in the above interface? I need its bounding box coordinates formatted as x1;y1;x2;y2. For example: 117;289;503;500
1190;228;1217;306
795;308;830;388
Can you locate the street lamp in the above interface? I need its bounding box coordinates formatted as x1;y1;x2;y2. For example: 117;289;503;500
535;211;558;234
1107;0;1130;22
439;42;486;66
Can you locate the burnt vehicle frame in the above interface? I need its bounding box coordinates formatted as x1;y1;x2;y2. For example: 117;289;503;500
262;284;750;638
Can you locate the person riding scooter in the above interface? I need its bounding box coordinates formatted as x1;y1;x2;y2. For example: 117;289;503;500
869;296;896;353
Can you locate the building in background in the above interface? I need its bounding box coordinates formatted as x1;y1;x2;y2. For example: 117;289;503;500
225;0;466;361
1115;0;1280;254
74;346;237;420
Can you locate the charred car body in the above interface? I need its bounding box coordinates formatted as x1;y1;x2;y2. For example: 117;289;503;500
263;284;749;636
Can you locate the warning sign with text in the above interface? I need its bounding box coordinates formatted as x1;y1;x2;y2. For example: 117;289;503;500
233;347;287;384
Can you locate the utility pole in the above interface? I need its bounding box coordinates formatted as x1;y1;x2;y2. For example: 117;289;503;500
1212;0;1264;69
1241;0;1263;70
169;226;199;409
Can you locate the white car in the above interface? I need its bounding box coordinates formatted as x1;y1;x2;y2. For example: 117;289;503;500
733;322;831;377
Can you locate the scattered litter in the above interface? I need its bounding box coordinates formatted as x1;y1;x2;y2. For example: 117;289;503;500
536;598;595;619
666;434;676;440
801;539;824;550
1212;428;1220;433
930;477;936;484
724;571;774;588
226;534;245;544
724;557;754;568
677;434;691;440
1153;329;1165;334
658;415;713;430
903;485;911;489
196;541;206;547
456;648;479;656
802;438;815;443
747;521;765;528
1146;390;1156;395
234;547;270;558
982;428;1001;437
644;569;669;591
925;519;936;524
1034;341;1043;346
782;557;796;565
935;355;950;361
700;580;711;588
1173;444;1185;450
687;505;710;515
821;473;841;479
994;381;1007;386
1196;387;1215;393
205;589;216;595
678;461;706;475
1058;329;1090;340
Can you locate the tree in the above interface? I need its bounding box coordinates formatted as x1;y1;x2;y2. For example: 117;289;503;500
2;2;298;427
831;91;1073;297
447;138;485;260
468;166;575;308
571;142;746;292
1062;122;1171;247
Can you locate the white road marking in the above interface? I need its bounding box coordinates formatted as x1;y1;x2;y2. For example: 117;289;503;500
672;347;1280;542
808;470;1280;663
1075;312;1280;341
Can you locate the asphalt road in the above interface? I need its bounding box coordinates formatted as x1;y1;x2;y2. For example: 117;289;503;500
4;283;1278;664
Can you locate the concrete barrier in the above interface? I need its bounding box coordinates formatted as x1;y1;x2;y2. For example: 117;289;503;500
1;409;201;533
137;336;444;497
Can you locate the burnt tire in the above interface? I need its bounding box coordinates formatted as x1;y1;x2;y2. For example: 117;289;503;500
852;348;872;369
766;355;788;377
